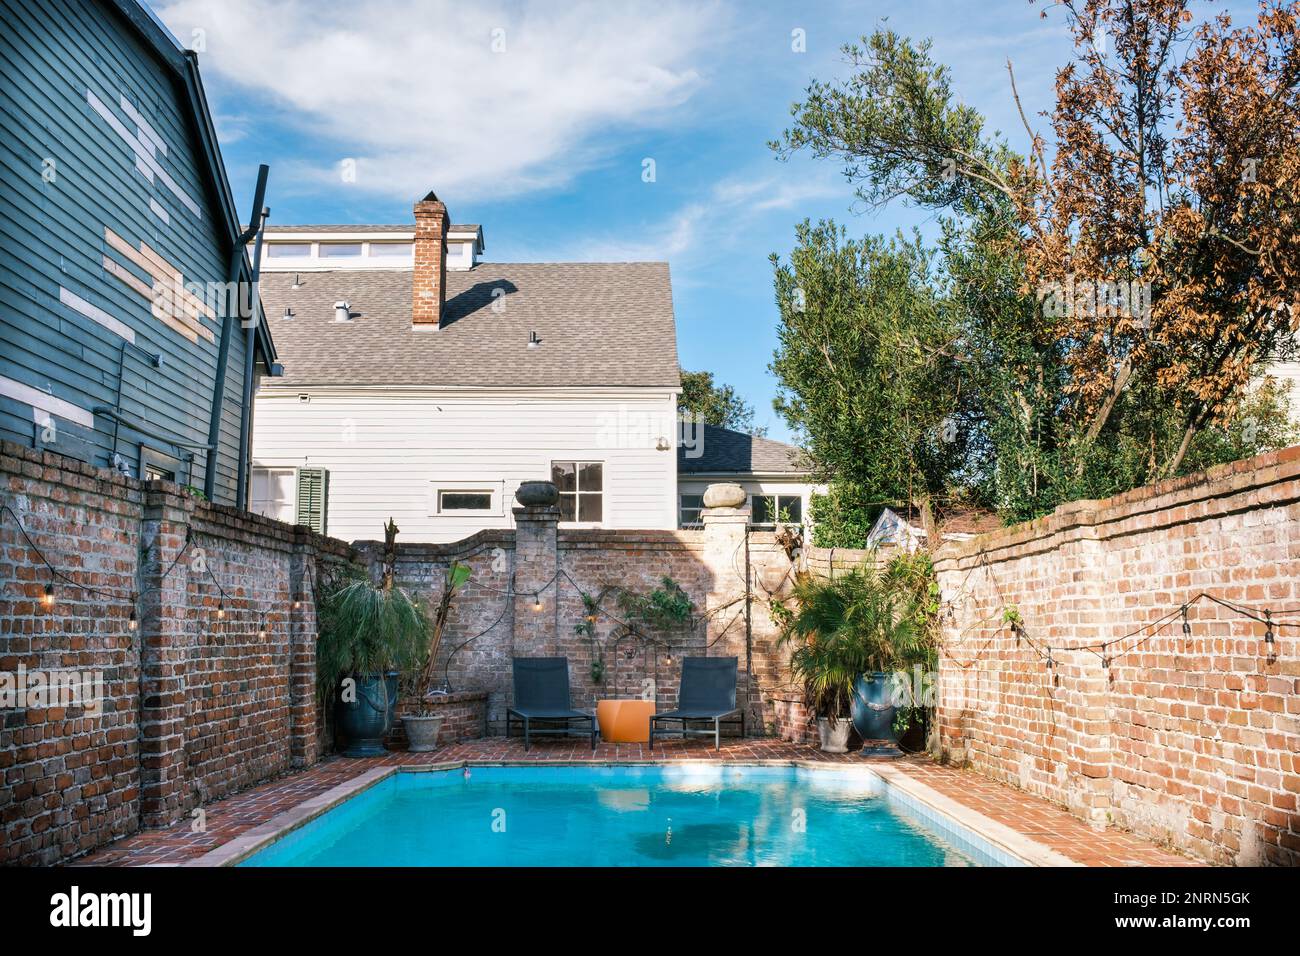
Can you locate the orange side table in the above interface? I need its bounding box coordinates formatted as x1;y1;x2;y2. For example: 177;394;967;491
596;699;656;743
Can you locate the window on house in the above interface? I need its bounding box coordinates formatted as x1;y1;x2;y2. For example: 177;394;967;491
439;490;493;511
369;242;413;257
267;243;311;257
551;461;603;523
144;464;175;482
252;467;298;524
679;494;704;528
318;243;362;258
751;494;802;528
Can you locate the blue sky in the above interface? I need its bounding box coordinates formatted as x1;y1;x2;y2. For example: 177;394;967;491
153;0;1256;442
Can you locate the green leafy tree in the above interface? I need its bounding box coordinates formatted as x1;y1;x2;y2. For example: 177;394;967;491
770;223;966;533
678;370;766;436
771;20;1296;524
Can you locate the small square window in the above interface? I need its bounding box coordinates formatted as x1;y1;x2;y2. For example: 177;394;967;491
751;494;802;528
551;460;603;525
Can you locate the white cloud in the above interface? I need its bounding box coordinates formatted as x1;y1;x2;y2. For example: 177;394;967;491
156;0;729;202
522;168;845;266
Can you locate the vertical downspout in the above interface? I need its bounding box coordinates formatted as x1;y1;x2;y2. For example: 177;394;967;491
235;204;270;510
203;164;269;501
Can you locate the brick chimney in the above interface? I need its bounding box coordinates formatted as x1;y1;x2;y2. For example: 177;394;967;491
413;191;449;327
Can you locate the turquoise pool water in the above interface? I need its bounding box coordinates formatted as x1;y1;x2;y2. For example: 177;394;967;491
239;765;1005;867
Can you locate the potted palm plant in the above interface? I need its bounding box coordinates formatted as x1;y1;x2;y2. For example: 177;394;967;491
778;561;927;753
402;559;471;751
317;519;429;757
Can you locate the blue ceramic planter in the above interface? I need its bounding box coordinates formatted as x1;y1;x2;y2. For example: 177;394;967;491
335;672;399;757
850;671;897;743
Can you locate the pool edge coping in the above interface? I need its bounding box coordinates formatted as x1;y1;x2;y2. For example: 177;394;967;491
184;758;1080;868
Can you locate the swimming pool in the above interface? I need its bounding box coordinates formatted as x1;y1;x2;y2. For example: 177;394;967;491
237;765;1023;867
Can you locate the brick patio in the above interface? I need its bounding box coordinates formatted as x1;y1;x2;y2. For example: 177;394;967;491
71;738;1200;867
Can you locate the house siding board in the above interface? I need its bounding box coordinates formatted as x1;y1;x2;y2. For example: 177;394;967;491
252;389;679;542
0;0;248;504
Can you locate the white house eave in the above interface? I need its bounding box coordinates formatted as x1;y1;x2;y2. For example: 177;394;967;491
258;383;681;399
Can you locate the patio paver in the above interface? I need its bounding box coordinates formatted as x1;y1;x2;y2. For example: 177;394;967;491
71;737;1199;867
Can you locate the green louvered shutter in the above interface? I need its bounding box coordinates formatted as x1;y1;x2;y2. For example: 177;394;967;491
295;468;329;534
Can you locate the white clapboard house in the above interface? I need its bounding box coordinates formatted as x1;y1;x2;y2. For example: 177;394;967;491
249;191;820;542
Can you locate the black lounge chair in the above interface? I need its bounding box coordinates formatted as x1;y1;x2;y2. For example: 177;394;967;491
649;656;744;750
506;657;598;752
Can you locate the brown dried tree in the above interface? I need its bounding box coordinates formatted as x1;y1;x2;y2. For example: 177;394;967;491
1020;0;1300;475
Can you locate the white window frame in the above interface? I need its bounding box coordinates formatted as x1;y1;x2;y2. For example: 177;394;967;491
252;466;298;523
679;493;704;528
751;493;804;530
551;460;604;526
430;480;504;517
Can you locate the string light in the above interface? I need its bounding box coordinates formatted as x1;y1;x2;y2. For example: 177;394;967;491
1181;604;1191;641
532;593;544;612
128;599;138;632
41;582;54;607
258;616;268;640
216;599;225;620
1265;610;1276;664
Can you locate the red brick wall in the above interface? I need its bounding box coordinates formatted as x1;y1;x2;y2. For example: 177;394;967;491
1;444;141;865
382;506;798;739
1;441;338;864
934;446;1300;866
388;691;487;748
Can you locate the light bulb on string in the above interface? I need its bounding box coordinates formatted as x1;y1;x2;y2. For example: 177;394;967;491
1181;604;1191;642
532;593;543;612
42;582;55;607
217;599;225;620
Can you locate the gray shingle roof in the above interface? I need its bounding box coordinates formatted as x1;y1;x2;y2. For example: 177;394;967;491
679;424;809;475
263;224;481;233
259;264;680;388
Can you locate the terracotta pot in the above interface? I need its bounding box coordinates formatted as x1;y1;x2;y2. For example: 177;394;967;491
515;480;559;507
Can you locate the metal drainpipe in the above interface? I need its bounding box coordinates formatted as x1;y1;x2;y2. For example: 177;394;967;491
235;205;270;510
203;164;269;502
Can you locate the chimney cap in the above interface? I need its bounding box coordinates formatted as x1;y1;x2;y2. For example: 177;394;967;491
420;190;441;203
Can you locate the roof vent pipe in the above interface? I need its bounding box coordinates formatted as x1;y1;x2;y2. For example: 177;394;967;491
334;301;351;322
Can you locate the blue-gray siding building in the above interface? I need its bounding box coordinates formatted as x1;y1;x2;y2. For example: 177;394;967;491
0;0;275;506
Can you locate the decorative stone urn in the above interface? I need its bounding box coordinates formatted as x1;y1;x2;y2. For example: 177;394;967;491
817;717;853;754
702;482;746;509
403;714;443;753
515;480;559;507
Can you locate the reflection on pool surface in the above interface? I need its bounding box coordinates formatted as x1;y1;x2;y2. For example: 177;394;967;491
239;765;1007;867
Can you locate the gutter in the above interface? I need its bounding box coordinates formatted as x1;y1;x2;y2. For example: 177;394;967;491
235;202;272;509
202;164;269;500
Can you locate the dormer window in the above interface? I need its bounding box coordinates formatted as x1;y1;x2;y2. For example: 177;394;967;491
370;242;413;257
319;243;362;258
267;243;311;258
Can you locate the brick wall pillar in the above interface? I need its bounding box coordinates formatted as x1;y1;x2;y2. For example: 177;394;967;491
137;485;194;828
701;499;760;730
289;530;319;767
1056;531;1113;828
512;503;559;654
